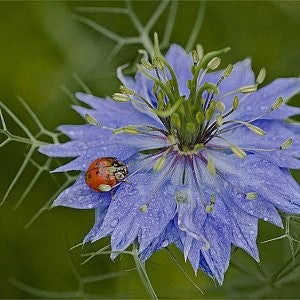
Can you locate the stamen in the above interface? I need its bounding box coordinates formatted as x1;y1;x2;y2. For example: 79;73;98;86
143;155;178;207
207;152;216;175
139;204;148;213
271;97;284;111
214;136;246;158
216;114;223;127
232;96;239;111
141;58;153;70
153;153;167;171
207;57;221;70
197;154;258;201
246;192;258;200
238;85;258;94
205;194;215;213
85;114;100;126
119;85;135;95
218;97;285;136
196;44;204;61
224;120;266;136
223;64;233;79
256;67;266;85
217;84;256;101
175;191;188;203
280;138;293;150
112;92;131;102
192;50;199;65
113;126;140;135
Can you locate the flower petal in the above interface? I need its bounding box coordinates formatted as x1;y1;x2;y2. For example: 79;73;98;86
91;173;176;257
200;217;232;285
225;200;259;261
139;220;179;261
205;58;255;109
52;174;111;209
75;93;162;128
219;119;300;168
235;78;300;120
84;203;110;243
214;153;300;214
50;145;136;172
165;44;193;97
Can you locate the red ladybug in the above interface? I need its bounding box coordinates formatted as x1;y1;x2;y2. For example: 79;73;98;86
85;157;128;192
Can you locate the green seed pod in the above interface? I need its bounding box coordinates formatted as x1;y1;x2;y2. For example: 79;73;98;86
196;111;205;124
186;122;196;133
194;143;204;152
170;113;181;130
216;101;225;113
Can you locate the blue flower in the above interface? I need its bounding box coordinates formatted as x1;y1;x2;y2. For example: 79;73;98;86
40;37;300;284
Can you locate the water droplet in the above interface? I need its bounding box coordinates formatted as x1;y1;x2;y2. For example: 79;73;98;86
263;217;268;222
250;230;255;235
161;240;169;248
110;219;118;228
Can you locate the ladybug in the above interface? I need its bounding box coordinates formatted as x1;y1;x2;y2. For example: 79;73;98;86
85;157;128;192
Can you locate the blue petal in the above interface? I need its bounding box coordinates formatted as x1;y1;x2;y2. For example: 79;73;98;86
200;217;232;285
234;78;300;120
57;124;107;141
165;44;193;97
91;173;176;257
52;174;111;209
219;119;300;168
205;58;255;110
75;93;162;128
84;203;110;243
50;145;136;172
213;153;300;215
230;191;282;228
139;221;179;261
223;199;259;261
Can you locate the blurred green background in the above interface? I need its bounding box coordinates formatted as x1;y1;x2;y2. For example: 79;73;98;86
0;1;300;298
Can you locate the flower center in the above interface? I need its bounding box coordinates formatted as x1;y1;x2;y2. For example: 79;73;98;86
86;34;292;177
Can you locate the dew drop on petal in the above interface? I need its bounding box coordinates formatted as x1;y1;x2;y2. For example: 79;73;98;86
110;219;119;228
161;240;169;248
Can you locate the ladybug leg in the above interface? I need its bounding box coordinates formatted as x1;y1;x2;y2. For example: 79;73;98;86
111;188;115;201
120;179;131;185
